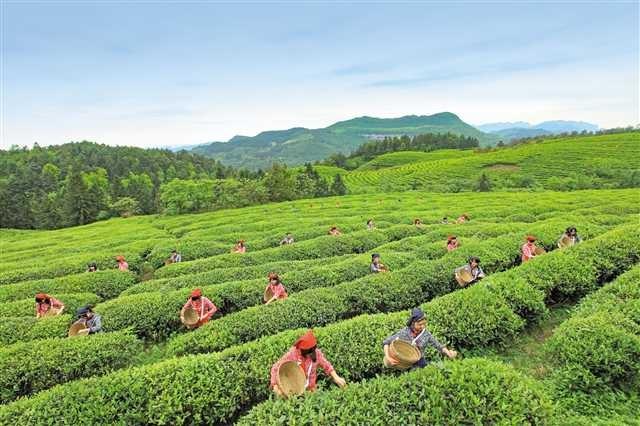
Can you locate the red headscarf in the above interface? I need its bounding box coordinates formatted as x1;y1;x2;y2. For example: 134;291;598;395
526;235;537;242
35;293;48;301
295;330;317;350
190;288;202;298
116;255;125;262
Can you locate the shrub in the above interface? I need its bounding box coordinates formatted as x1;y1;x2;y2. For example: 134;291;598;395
166;222;567;355
0;331;142;403
0;224;635;424
238;359;551;425
0;315;71;346
0;292;101;318
0;270;136;302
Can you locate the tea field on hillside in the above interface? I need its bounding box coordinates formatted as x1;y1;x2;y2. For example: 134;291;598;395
0;188;638;424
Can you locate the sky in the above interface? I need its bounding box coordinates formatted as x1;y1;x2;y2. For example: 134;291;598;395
1;1;638;149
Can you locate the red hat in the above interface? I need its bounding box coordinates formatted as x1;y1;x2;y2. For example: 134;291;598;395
526;235;537;242
116;255;125;262
35;293;48;300
295;329;317;350
190;288;202;298
447;235;456;241
268;272;279;280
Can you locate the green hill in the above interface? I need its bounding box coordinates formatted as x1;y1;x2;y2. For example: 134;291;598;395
341;132;640;192
191;112;498;169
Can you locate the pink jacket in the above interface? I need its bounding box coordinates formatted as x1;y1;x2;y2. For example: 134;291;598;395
270;346;335;391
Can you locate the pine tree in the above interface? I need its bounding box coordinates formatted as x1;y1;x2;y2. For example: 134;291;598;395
476;173;492;192
330;174;347;195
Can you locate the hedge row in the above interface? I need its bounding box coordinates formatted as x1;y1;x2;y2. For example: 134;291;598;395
545;265;640;407
1;225;634;424
0;270;137;303
121;255;356;296
99;252;416;340
0;237;170;285
129;221;522;296
0;315;71;346
154;228;412;278
238;358;552;425
144;224;353;269
0;331;142;404
167;220;580;355
0;292;101;318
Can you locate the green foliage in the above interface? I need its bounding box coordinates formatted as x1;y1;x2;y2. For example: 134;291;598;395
0;292;100;318
1;224;633;424
0;270;136;302
475;172;492;192
0;315;71;346
546;265;640;411
0;331;142;403
111;196;141;217
238;359;551;425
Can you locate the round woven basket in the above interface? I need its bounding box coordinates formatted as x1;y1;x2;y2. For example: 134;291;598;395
387;339;421;370
455;269;473;286
43;307;62;318
182;307;199;327
68;320;89;337
534;247;546;255
264;286;274;303
277;361;306;397
558;235;574;249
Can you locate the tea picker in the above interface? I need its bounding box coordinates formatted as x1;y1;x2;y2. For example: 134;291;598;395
180;288;218;329
383;307;457;370
454;256;485;287
270;329;346;398
264;272;288;304
521;235;544;263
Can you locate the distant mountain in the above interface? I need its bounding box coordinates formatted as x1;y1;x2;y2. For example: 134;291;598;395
475;122;531;133
531;120;599;133
491;128;552;140
475;120;599;141
161;143;206;152
191;112;498;169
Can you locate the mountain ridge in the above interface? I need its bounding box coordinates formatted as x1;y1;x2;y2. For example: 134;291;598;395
191;112;498;169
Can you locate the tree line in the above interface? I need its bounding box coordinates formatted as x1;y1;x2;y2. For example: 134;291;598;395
321;132;479;169
0;142;346;229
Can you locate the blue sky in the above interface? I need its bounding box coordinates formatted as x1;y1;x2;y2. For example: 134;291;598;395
2;1;638;149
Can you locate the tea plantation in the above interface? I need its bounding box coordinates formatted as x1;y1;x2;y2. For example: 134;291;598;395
0;133;639;424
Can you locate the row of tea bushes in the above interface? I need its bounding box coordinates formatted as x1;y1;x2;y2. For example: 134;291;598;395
1;225;635;424
167;220;606;355
545;265;640;422
0;331;142;404
237;358;551;425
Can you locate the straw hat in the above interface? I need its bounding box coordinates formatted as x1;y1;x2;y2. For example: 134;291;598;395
68;320;89;337
277;361;306;397
386;339;421;370
182;307;199;326
455;269;473;286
